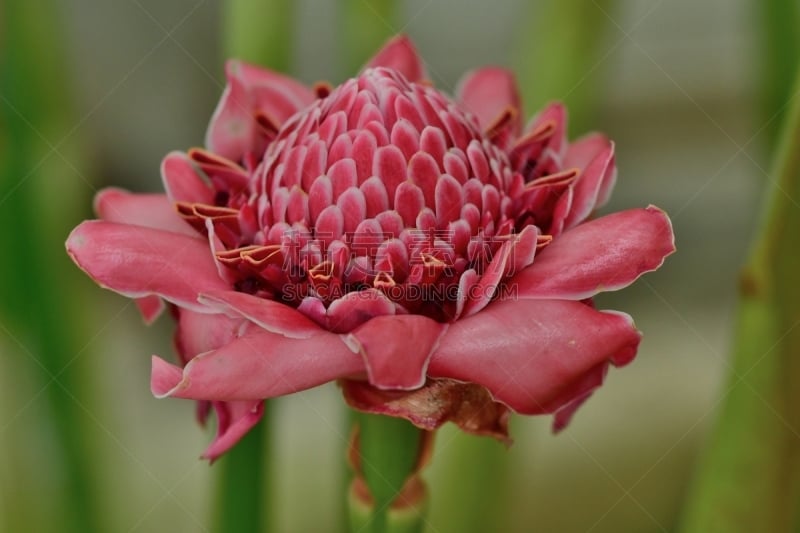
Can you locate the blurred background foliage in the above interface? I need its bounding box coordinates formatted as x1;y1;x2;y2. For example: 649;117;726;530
0;0;795;531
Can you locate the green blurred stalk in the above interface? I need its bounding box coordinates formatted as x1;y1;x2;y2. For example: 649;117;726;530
679;65;800;533
0;2;99;533
339;0;399;76
349;495;427;533
349;413;426;533
214;3;298;531
223;0;294;70
428;429;510;533
212;408;270;533
759;0;800;148
513;0;616;133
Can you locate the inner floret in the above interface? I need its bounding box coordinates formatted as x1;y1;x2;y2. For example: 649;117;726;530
180;67;536;324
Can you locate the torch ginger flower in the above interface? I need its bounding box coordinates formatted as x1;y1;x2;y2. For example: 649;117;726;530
66;36;674;460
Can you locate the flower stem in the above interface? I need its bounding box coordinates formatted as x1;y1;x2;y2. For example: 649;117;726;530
428;429;510;533
679;64;800;532
348;412;428;533
758;0;800;147
213;406;271;533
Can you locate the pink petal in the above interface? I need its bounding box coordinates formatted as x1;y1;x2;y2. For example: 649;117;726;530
408;151;440;208
395;182;425;228
395;93;425;131
374;144;408;201
551;373;603;432
202;400;264;462
329;158;358;199
174;308;248;362
435;174;463;228
390;119;420;161
326;289;397;333
160;151;214;205
444;151;469;184
66;221;227;312
342;315;447;390
205;64;256;161
155;310;267;461
151;329;364;401
151;357;184;396
460;240;513;318
419;126;447;164
95;187;197;325
236;61;314;122
461;225;539;318
94;188;197;237
428;299;641;415
453;268;479;319
513;102;567;172
456;67;522;135
205;60;313;161
286;185;309;226
309;175;334;225
204;219;238;285
365;35;427;83
337;186;367;235
467;140;490;182
351;218;384;259
315;205;344;244
134;295;165;324
508;224;540;274
188;148;249;192
561;135;616;229
328;135;353;166
361;176;390;218
548;183;572;237
531;102;567;153
376;210;405;240
353;130;378;184
564;132;609;169
197;290;323;339
514;206;675;300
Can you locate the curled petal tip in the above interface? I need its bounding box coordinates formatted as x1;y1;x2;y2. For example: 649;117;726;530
646;204;677;246
599;310;642;367
92;186;127;218
160;151;215;205
65;220;227;312
150;355;186;399
642;204;677;261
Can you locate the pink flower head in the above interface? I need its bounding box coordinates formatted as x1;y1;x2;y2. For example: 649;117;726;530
67;36;674;460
